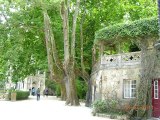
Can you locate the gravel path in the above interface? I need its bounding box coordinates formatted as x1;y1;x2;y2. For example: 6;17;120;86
0;96;117;120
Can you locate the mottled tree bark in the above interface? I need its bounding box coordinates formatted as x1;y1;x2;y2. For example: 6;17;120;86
61;0;80;105
43;9;66;100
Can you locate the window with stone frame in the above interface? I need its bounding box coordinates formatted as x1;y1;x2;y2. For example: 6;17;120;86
123;79;136;98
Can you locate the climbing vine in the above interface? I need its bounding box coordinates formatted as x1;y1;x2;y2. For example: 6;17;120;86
95;17;158;44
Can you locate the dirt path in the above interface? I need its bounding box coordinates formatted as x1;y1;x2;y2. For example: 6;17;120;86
0;96;117;120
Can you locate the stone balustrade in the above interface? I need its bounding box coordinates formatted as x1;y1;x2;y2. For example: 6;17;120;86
92;52;141;73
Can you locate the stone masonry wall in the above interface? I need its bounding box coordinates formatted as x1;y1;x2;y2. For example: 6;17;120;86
92;66;141;102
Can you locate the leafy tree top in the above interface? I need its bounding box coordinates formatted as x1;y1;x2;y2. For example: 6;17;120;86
94;17;158;44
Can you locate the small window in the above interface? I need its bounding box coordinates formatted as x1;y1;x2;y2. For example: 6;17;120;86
123;80;136;98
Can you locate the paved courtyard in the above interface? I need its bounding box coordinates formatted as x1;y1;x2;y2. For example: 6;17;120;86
0;96;116;120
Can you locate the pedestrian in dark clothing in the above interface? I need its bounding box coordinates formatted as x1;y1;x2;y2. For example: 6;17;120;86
32;87;35;96
45;88;49;97
36;88;40;101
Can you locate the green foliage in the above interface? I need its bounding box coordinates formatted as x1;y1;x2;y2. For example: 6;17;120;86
45;78;87;98
45;79;56;91
77;0;157;74
92;100;107;113
76;79;87;99
92;99;125;114
0;1;48;81
55;84;61;97
95;17;158;44
16;91;30;100
8;90;30;100
45;79;61;96
45;80;58;96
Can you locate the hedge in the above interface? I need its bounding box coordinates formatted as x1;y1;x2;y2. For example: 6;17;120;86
8;90;30;100
95;17;158;44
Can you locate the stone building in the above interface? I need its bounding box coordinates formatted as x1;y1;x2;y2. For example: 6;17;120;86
17;72;45;94
91;18;160;118
5;71;45;94
92;52;140;101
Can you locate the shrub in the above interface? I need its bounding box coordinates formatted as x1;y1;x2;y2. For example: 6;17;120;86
92;99;126;115
76;79;87;100
55;84;61;97
45;80;56;95
8;90;30;100
16;91;30;100
45;78;87;98
127;99;138;118
92;100;107;113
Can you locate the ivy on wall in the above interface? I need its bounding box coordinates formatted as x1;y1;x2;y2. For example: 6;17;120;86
95;17;158;44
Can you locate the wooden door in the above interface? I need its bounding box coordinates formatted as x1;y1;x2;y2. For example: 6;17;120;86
152;79;160;118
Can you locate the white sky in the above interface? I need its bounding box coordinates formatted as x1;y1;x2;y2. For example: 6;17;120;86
0;4;19;24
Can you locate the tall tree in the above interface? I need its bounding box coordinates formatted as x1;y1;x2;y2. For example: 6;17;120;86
0;1;48;81
61;0;80;105
43;4;66;100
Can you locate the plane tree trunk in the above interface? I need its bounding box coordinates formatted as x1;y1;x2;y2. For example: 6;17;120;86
60;0;80;105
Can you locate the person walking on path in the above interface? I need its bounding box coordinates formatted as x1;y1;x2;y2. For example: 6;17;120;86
45;88;49;97
32;87;35;96
36;88;40;101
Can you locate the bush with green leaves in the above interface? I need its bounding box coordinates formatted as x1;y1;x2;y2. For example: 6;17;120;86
8;90;29;100
55;84;61;97
45;79;61;97
76;79;87;100
92;100;108;113
92;99;125;114
45;78;87;98
45;79;58;96
16;91;30;100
